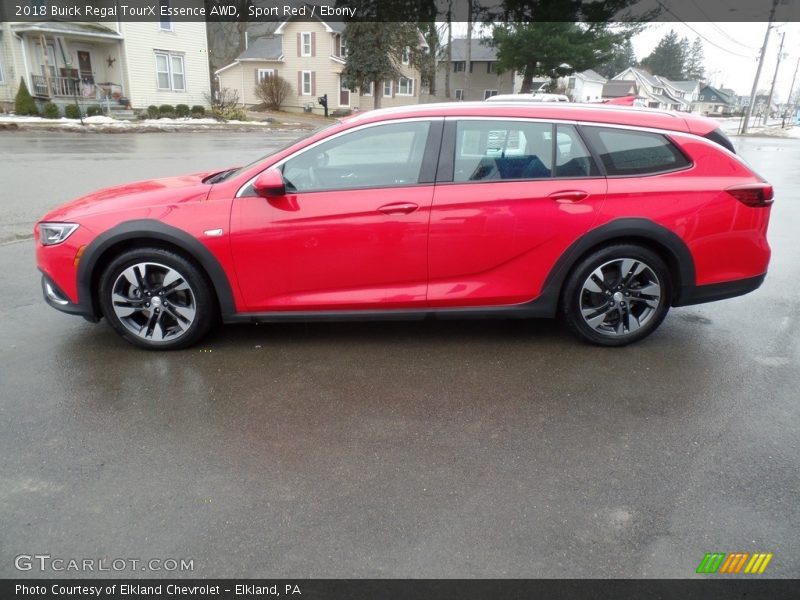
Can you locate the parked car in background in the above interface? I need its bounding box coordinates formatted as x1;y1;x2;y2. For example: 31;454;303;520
36;102;772;349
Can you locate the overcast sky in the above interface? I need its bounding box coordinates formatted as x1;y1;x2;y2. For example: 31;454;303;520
455;21;800;101
633;22;800;100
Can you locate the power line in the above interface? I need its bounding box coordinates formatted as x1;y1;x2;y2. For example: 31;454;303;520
687;0;761;51
653;0;760;59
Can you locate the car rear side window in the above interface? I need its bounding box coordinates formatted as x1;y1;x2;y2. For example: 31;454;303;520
583;126;690;176
555;124;600;177
453;120;553;182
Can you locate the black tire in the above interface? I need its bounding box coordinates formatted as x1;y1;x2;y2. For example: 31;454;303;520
98;247;214;350
560;244;672;346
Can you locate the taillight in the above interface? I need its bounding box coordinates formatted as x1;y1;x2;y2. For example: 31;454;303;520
726;184;774;207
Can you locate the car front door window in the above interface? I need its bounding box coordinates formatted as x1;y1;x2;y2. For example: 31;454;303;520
282;121;431;193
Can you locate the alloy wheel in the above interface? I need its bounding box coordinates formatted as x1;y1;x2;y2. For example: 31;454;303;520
578;258;662;337
110;262;197;342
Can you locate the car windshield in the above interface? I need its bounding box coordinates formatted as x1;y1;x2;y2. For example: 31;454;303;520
205;122;339;184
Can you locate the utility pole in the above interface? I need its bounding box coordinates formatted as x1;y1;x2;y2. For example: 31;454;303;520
763;31;786;125
741;0;779;134
464;1;473;101
787;57;800;120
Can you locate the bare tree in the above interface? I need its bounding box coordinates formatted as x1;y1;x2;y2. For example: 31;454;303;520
254;76;292;110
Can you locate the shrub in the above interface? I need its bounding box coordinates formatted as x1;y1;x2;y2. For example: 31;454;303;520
64;104;81;119
175;104;190;118
253;75;291;110
147;105;159;119
86;105;104;117
190;105;206;117
42;102;60;118
15;78;39;116
158;104;175;118
211;106;247;121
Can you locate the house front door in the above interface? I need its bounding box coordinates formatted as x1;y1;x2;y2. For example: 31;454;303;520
339;76;350;107
77;51;93;82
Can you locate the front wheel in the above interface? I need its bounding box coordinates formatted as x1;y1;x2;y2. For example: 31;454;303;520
99;248;214;350
561;244;672;346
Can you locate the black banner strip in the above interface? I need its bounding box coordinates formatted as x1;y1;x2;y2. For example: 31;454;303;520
3;579;800;600
2;0;799;23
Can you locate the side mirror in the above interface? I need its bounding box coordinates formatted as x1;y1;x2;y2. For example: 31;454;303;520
253;168;286;197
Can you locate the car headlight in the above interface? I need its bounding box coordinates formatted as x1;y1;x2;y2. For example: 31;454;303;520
38;223;79;246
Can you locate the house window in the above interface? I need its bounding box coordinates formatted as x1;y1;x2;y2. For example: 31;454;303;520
401;47;410;65
333;34;347;58
487;62;497;74
483;90;498;100
362;82;374;96
37;42;57;77
455;89;464;101
397;77;414;96
155;51;185;91
453;61;465;73
257;69;274;83
383;80;393;97
301;71;312;95
159;0;173;31
300;32;312;57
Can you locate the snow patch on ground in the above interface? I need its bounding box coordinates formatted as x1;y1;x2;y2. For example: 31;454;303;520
0;114;278;129
82;115;116;124
743;126;800;139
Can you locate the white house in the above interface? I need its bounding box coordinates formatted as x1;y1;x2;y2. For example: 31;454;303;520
566;69;606;103
660;79;700;105
0;18;211;113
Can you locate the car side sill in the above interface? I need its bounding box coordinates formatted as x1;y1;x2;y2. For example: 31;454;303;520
223;299;557;324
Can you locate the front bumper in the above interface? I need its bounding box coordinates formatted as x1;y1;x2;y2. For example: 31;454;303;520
40;273;99;322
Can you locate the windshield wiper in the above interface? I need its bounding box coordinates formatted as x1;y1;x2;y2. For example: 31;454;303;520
205;168;238;184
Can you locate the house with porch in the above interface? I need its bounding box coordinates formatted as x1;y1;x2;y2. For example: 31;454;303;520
612;67;684;110
215;17;425;115
435;38;515;101
659;79;700;107
0;19;211;115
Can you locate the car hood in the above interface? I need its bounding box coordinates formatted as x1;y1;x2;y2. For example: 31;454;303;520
40;172;215;222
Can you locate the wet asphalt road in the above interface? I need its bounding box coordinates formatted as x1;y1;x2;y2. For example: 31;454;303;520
0;132;798;578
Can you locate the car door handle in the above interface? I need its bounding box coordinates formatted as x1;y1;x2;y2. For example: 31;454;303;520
378;202;419;215
548;190;589;203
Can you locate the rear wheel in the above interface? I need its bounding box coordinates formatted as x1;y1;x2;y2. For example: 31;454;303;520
99;248;213;350
561;244;671;346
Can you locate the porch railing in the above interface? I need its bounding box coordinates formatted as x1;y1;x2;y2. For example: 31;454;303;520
31;74;77;98
30;74;124;103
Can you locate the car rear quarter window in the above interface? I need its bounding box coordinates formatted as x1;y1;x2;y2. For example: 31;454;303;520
583;126;691;176
703;127;736;153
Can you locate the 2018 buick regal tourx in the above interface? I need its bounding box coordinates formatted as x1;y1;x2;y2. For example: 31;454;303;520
35;103;773;349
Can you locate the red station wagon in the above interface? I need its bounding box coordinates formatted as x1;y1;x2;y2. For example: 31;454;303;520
35;103;774;349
